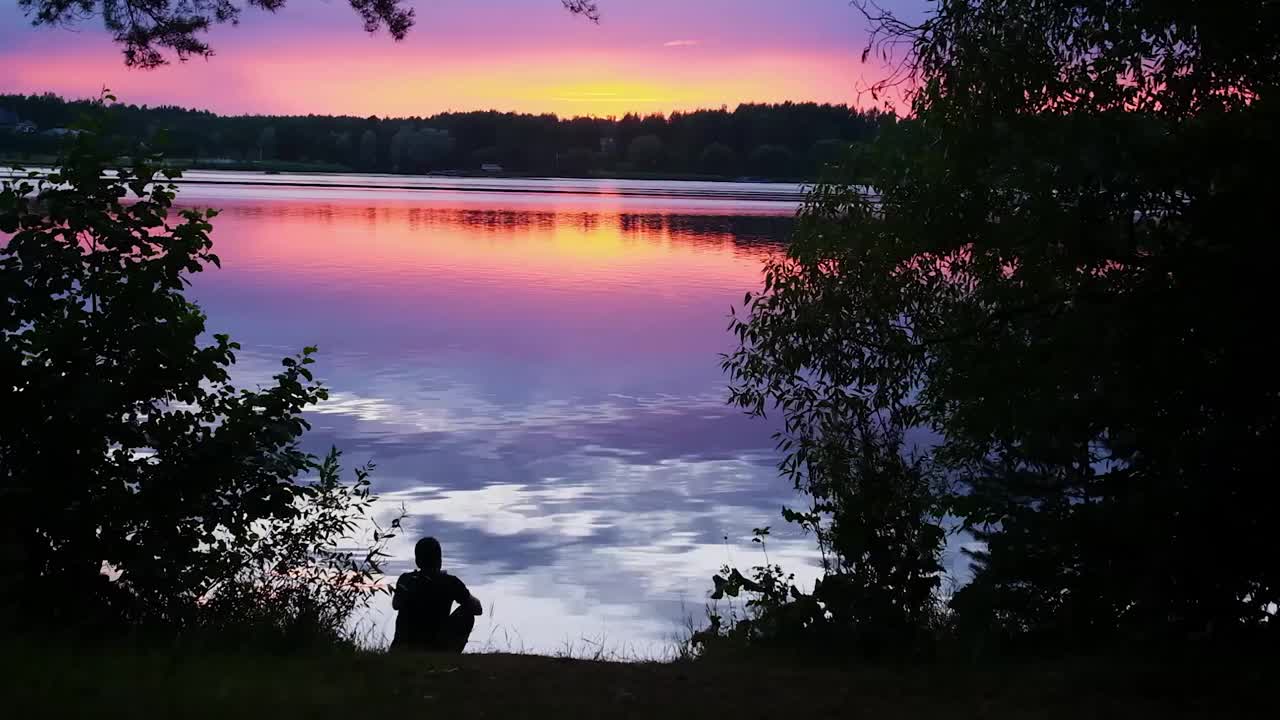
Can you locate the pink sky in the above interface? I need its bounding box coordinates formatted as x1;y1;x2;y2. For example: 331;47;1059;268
0;1;923;117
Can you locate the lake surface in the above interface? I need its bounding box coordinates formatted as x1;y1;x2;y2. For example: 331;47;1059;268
176;173;822;655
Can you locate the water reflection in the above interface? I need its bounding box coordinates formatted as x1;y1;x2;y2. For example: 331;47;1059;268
180;186;821;654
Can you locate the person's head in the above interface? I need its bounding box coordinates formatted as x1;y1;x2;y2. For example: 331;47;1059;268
415;536;443;572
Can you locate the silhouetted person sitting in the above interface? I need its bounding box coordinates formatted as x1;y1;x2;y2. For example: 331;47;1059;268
390;537;482;653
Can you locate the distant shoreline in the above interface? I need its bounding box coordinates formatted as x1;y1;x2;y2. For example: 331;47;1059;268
0;161;812;203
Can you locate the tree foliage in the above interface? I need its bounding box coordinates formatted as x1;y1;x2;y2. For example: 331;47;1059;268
747;144;793;178
627;133;663;170
358;128;378;169
722;0;1280;655
16;0;599;68
0;106;399;642
698;142;738;176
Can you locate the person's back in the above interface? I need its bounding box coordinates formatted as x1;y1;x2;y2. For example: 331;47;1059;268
391;537;481;653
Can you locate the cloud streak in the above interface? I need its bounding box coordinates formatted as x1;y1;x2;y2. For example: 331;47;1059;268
663;39;699;47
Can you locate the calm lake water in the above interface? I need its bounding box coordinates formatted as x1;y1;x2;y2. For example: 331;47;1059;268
174;173;823;655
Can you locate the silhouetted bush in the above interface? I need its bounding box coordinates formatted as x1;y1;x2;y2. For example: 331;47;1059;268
719;0;1280;660
0;100;400;649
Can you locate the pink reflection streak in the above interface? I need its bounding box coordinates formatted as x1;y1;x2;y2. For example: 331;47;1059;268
187;197;786;357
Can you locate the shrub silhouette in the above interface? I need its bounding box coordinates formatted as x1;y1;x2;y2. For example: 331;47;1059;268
0;102;399;645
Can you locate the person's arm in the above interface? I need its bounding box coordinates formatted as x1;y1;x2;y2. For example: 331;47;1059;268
392;573;411;611
453;576;483;616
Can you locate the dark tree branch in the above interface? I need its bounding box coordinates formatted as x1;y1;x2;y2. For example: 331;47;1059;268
850;0;933;106
561;0;599;23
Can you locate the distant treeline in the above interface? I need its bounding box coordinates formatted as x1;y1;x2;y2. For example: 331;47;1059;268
0;93;892;178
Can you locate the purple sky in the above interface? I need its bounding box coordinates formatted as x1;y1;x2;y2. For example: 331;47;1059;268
1;0;926;116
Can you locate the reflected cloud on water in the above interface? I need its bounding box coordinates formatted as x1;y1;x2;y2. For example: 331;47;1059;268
291;371;821;653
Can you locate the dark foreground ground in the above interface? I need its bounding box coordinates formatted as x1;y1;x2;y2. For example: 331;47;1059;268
2;648;1272;719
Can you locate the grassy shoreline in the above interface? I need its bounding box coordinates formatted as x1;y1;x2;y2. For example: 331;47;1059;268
3;646;1272;719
